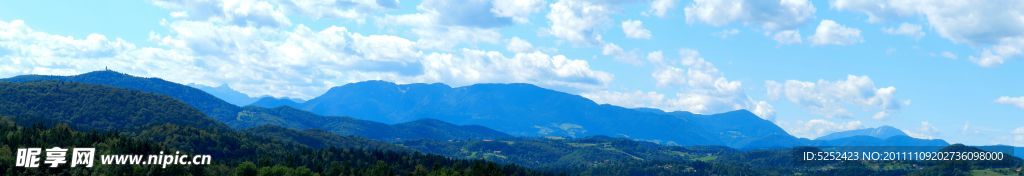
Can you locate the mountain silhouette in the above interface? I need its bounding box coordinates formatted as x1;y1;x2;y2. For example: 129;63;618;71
279;80;796;149
190;83;259;106
249;96;304;108
817;125;908;141
1;71;507;141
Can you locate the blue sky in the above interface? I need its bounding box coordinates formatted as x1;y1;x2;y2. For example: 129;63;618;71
1;0;1022;146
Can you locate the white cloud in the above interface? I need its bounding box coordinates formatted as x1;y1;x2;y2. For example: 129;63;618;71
912;2;1024;45
751;100;776;120
766;75;910;120
506;37;534;53
621;20;652;39
684;0;815;32
601;43;623;57
961;121;975;135
832;1;1024;67
585;48;775;119
153;0;293;27
1014;127;1024;146
278;0;389;21
648;0;676;17
423;49;614;90
653;49;742;94
379;12;503;50
149;0;406;28
582;90;776;119
152;21;426;97
0;20;210;90
0;20;135;59
352;34;422;62
412;0;545;28
601;43;641;65
995;96;1024;109
905;121;939;139
831;0;1021;45
939;51;957;60
829;0;914;23
713;29;740;39
957;121;1017;145
164;20;605;97
882;23;925;39
492;0;546;24
920;121;938;135
545;0;612;45
772;30;802;44
810;20;863;46
0;19;614;99
973;37;1024;67
582;90;667;108
783;119;863;138
417;0;514;28
378;0;400;8
651;65;685;88
646;50;664;64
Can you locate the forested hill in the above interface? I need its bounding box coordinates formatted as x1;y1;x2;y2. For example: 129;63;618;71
261;80;795;148
0;81;229;132
1;71;241;124
2;71;517;142
235;105;513;141
0;81;543;175
401;136;1023;175
0;117;543;175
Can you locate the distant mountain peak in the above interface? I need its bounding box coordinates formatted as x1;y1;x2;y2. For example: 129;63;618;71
465;82;550;91
191;83;259;106
1;70;242;124
211;83;234;90
297;80;799;148
335;80;397;88
721;109;759;118
405;118;450;125
249;96;305;108
817;125;909;141
865;125;907;137
77;70;140;79
874;125;902;132
330;81;562;95
321;80;399;95
83;69;124;75
353;80;398;86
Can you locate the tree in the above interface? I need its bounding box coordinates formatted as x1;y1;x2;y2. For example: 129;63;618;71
235;162;258;176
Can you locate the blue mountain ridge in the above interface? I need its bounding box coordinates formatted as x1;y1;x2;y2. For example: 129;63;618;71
260;79;951;149
2;71;242;123
1;71;960;150
816;125;908;141
249;96;305;108
189;83;259;106
0;71;506;141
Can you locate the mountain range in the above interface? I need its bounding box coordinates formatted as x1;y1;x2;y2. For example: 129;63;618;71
3;71;242;124
0;81;229;132
247;80;949;149
190;83;260;106
0;71;506;142
190;83;308;109
235;105;510;141
3;70;1021;175
0;81;538;175
244;80;785;148
1;71;955;149
249;96;305;108
817;126;908;141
